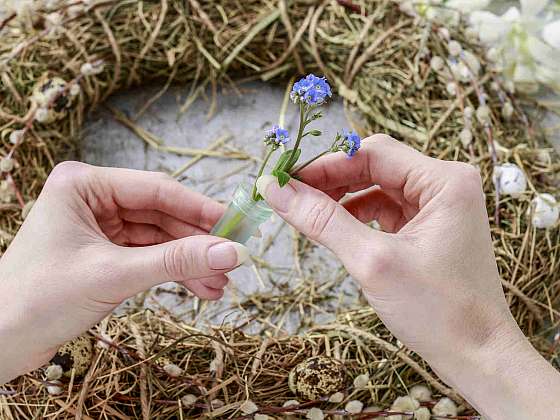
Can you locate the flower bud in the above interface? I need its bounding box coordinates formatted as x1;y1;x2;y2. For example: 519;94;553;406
476;105;491;125
459;128;473;148
446;82;457;96
45;364;63;381
329;392;344;403
493;163;527;198
163;363;183;377
0;157;14;173
410;384;432;402
345;400;363;414
448;40;462;57
433;397;458;416
531;193;559;229
502;102;514;120
430;56;445;72
9;130;25;145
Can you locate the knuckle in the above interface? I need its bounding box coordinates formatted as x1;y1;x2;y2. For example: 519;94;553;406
163;243;196;280
304;200;337;241
447;162;483;198
47;161;90;189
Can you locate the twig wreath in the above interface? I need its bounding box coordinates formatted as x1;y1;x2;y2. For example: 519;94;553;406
0;0;559;418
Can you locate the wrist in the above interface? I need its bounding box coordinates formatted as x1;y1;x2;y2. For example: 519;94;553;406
434;317;560;420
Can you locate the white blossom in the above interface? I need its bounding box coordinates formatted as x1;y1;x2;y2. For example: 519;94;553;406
430;55;444;72
80;61;105;76
345;400;364;414
409;384;432;402
353;373;370;390
163;363;183;377
181;394;197;407
493;163;527;198
448;40;462;57
45;364;63;381
306;407;324;420
329;392;344;403
70;84;81;97
531;193;559;229
46;380;63;395
240;400;258;415
9;129;24;145
432;397;458;416
0;157;14;173
502;102;514;120
459;128;473;148
283;400;299;407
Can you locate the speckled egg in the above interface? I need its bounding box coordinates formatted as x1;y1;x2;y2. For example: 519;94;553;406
50;336;93;378
288;356;347;400
31;76;73;123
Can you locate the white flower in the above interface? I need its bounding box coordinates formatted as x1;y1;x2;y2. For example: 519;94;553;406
80;61;105;76
9;129;24;145
448;40;462;57
531;193;559;229
35;108;50;123
0;157;14;173
46;380;64;395
470;1;560;93
306;407;324;420
476;105;491;125
430;55;444;72
283;400;299;407
329;392;344;403
493;163;527;198
543;20;560;49
353;373;370;390
45;364;63;381
446;82;457;96
459;128;473;148
391;396;420;412
502;102;514;120
45;12;63;29
181;394;197;407
240;400;258;415
70;84;81;97
445;0;490;13
211;399;224;408
163;363;183;377
345;400;364;414
414;407;431;420
409;384;432;402
432;397;458;416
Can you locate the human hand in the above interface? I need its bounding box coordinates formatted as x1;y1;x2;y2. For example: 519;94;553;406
0;162;249;384
256;134;560;419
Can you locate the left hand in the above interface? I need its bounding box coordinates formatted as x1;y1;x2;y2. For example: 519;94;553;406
0;162;248;384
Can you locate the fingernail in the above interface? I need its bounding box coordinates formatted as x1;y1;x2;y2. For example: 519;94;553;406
207;242;249;270
256;175;296;213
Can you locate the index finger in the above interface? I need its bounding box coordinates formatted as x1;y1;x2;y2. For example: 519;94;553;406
299;134;444;204
99;167;224;231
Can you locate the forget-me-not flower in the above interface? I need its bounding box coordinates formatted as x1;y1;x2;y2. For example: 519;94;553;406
290;74;332;106
264;125;290;148
338;130;361;158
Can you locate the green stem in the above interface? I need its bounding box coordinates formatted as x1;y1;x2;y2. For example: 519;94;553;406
284;103;306;171
252;148;275;201
291;150;330;175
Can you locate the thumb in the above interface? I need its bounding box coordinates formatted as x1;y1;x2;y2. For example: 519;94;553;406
109;235;249;297
256;174;391;277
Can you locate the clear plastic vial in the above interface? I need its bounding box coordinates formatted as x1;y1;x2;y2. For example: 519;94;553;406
210;183;273;244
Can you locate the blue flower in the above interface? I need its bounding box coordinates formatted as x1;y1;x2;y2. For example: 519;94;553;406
264;125;290;148
337;130;361;158
290;74;332;106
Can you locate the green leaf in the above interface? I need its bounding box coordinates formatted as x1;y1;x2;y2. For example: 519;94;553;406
272;150;294;172
276;171;291;187
285;148;301;170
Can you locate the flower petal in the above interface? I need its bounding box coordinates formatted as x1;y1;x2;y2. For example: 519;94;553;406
543;19;560;49
520;0;548;17
470;11;511;44
527;35;560;68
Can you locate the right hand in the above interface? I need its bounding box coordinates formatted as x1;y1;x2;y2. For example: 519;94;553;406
256;134;560;419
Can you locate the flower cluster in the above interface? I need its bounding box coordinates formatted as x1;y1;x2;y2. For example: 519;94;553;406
264;125;290;148
290;74;332;105
331;130;362;158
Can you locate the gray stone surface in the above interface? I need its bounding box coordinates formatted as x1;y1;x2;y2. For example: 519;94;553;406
82;81;360;331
